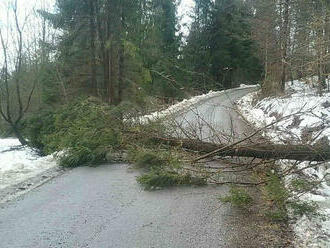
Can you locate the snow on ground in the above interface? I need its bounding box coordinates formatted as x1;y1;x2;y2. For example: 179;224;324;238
0;138;58;190
238;80;330;144
237;79;330;248
138;84;257;123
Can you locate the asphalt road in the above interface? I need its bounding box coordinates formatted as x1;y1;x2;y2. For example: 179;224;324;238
172;87;257;142
0;87;282;248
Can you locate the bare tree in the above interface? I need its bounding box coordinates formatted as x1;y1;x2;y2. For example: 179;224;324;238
0;0;36;145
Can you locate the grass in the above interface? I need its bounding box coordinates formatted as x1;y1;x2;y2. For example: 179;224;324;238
220;186;253;208
288;201;321;219
262;171;322;222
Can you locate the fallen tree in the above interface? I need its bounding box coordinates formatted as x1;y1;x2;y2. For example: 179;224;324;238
152;136;330;162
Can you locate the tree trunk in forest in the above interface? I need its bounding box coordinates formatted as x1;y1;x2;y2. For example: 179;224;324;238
109;42;115;104
104;0;114;105
89;0;97;95
118;5;125;104
280;0;290;92
104;50;110;101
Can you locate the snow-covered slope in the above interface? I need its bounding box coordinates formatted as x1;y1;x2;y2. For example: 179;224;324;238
237;80;330;248
238;80;330;145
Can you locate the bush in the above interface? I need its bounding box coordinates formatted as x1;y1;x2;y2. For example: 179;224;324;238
289;178;318;193
262;172;322;222
265;209;288;222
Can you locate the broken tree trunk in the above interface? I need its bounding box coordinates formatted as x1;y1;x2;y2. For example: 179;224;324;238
153;137;330;162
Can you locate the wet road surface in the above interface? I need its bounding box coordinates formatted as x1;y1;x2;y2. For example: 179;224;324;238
173;87;257;142
0;164;239;248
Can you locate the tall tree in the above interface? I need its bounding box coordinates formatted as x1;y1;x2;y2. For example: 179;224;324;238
183;0;262;90
41;0;181;104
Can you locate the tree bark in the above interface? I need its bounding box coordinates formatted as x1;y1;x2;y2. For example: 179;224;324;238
152;137;330;162
89;0;97;95
12;125;27;146
280;0;290;92
118;4;125;104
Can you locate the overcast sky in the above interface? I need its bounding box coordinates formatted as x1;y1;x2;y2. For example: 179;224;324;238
0;0;195;64
0;0;195;31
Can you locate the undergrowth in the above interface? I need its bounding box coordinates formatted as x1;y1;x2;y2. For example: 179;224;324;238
262;169;323;222
219;163;324;224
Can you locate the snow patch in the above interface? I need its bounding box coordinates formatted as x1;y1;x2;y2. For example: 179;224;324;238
0;138;58;190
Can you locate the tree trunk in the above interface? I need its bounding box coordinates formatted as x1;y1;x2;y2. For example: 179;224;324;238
280;0;290;92
152;137;330;162
103;50;110;101
12;125;27;146
89;0;97;95
109;42;115;104
118;5;125;104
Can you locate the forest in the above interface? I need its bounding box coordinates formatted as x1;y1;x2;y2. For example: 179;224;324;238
0;0;330;160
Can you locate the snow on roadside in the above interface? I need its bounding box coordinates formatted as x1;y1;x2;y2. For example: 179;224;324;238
238;81;330;144
0;138;58;190
138;84;258;123
237;80;330;248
